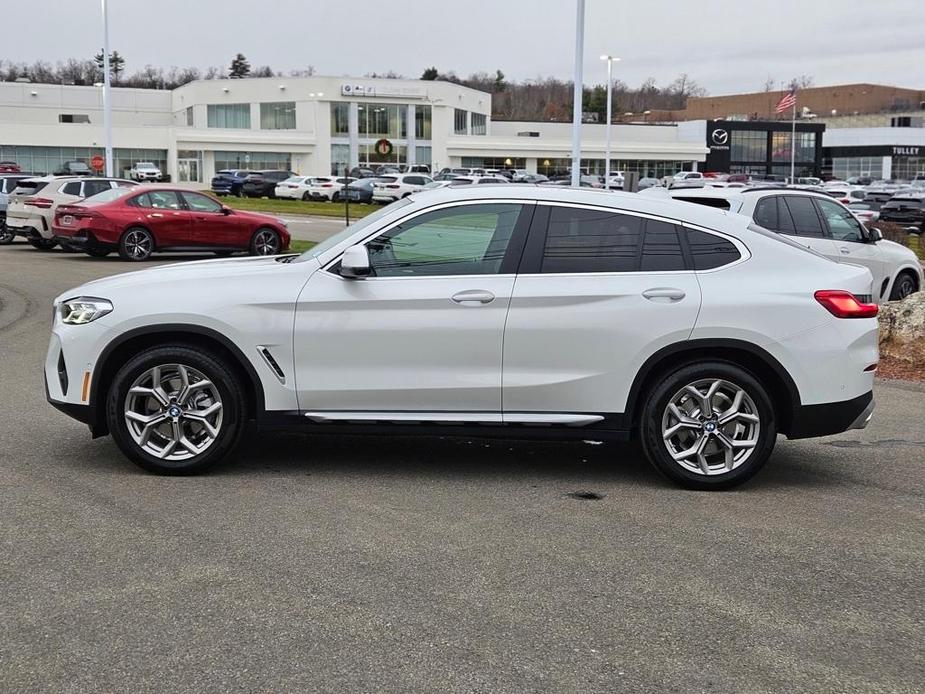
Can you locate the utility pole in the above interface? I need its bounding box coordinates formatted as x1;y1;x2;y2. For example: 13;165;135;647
101;0;113;177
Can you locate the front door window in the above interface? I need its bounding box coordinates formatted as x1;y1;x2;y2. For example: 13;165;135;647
815;198;866;242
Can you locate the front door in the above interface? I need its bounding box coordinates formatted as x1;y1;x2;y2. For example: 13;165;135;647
814;197;887;298
502;204;705;419
293;201;532;415
180;191;233;247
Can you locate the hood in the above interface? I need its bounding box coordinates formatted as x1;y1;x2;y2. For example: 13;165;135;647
55;254;308;303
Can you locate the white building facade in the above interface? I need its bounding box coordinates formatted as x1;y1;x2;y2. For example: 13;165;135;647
0;76;708;183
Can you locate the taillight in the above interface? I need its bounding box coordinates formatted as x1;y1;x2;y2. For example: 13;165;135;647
320;183;333;188
386;184;400;189
25;197;54;209
814;290;878;318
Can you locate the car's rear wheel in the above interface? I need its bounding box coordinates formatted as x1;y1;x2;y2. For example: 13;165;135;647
28;237;57;251
332;191;341;202
85;247;111;258
302;191;312;201
249;227;280;256
106;345;246;474
889;271;918;301
118;226;154;261
0;225;13;245
639;361;776;490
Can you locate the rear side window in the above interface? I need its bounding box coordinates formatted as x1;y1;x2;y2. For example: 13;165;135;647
783;196;825;238
641;219;685;271
753;198;777;230
541;207;643;273
684;229;742;270
82;180;113;198
61;181;82;196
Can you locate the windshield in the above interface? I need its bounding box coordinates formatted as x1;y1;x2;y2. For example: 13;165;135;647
296;198;414;262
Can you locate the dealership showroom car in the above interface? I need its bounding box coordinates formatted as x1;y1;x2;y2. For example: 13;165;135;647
51;186;290;260
5;175;137;250
0;173;32;244
662;187;923;301
46;186;878;489
371;173;434;202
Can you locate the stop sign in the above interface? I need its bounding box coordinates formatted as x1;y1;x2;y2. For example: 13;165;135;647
91;155;105;171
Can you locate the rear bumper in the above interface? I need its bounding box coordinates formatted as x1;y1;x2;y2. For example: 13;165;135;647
787;390;874;439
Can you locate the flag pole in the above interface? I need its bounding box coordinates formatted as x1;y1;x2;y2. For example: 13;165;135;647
790;97;796;184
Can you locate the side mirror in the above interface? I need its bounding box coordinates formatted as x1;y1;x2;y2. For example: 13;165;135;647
221;205;232;215
869;227;883;243
339;244;371;279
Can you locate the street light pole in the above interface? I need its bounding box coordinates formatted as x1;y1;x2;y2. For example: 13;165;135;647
600;56;620;188
101;0;113;177
570;0;585;188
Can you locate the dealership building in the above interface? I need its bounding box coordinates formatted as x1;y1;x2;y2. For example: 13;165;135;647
0;76;708;182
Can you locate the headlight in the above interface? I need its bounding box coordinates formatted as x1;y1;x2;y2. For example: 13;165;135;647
59;297;113;325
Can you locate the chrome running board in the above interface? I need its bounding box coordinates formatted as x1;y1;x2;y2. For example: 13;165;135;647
304;411;604;426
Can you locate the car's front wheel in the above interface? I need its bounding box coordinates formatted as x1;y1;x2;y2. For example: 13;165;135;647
0;224;14;245
639;362;777;490
118;227;154;261
889;271;918;301
106;345;246;474
249;227;280;256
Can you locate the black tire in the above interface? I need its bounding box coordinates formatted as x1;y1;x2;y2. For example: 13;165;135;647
639;361;777;490
249;227;280;256
85;247;111;258
302;191;312;201
28;237;57;251
332;191;341;203
118;226;154;261
59;242;79;253
106;345;246;475
0;224;13;245
889;271;918;301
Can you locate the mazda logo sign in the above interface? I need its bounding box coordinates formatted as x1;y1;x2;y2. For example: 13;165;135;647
711;129;729;145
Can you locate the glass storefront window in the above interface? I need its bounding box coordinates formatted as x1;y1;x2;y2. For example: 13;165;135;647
207;103;251;129
416;146;432;168
471;113;487;136
331;103;349;136
185;106;193;126
771;131;814;162
331;144;350;175
357;103;406;139
260;102;296;130
730;131;767;161
0;145;164;178
213;151;292;171
454;109;467;135
415;106;432;139
462;157;527;169
890;156;925;181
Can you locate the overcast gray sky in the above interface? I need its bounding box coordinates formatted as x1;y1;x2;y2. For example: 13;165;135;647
3;0;922;94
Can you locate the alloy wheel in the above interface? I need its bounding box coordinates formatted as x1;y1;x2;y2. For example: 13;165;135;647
124;229;152;260
252;229;279;255
897;276;915;300
661;378;760;476
124;364;223;461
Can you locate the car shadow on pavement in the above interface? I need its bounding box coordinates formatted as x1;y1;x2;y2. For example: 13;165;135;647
61;427;847;492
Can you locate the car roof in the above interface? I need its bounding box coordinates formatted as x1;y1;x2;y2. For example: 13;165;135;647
411;184;744;231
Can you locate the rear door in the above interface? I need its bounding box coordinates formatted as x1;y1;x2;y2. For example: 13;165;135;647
130;190;191;245
502;203;704;421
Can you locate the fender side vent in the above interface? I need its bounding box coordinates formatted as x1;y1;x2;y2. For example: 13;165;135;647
257;346;286;384
57;349;69;395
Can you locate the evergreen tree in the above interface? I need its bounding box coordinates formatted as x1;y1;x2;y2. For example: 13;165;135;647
421;66;438;80
229;53;251;79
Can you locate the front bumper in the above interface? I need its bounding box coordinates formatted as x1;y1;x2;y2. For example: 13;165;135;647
787;391;874;439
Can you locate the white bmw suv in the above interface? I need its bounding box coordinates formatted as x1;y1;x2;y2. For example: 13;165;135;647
46;187;878;489
663;187;923;302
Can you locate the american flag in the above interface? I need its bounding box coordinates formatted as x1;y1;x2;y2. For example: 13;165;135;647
775;88;797;113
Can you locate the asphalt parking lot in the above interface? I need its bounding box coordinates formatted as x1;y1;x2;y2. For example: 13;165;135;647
1;241;923;693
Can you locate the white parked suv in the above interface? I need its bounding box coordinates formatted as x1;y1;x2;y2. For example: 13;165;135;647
663;187;923;302
372;173;433;202
6;176;137;250
302;176;356;202
46;187;879;489
129;162;163;182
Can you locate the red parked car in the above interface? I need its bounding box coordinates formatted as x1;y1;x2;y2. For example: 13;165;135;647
52;186;290;260
0;161;21;173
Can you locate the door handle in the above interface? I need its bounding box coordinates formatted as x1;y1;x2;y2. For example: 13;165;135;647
148;213;163;218
839;246;851;254
642;287;686;302
451;290;495;305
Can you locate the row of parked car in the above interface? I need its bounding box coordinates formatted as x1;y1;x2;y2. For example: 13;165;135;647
0;173;290;260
